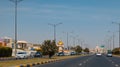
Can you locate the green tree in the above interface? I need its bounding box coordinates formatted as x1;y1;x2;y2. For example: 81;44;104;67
41;40;58;57
75;45;82;54
84;48;89;53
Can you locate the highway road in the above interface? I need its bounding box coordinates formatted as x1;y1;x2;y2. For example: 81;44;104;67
33;55;120;67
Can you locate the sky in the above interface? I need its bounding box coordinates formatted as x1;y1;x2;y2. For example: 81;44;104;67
0;0;120;49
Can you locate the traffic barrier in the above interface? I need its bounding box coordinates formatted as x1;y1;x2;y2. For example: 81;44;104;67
14;59;60;67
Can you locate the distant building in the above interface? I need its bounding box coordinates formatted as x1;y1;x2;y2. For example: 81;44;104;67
17;40;28;49
57;40;64;52
95;45;106;53
0;37;30;49
0;41;6;46
0;37;13;47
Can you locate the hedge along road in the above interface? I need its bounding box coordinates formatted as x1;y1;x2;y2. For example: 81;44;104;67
0;55;86;67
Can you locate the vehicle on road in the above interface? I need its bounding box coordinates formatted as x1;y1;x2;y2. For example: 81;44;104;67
70;51;76;55
106;53;112;57
57;52;64;56
96;53;102;56
34;52;42;57
15;52;28;59
106;51;112;57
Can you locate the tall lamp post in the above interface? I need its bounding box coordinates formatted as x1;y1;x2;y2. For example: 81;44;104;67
10;0;23;56
112;22;120;48
108;31;115;50
48;23;62;44
63;31;73;50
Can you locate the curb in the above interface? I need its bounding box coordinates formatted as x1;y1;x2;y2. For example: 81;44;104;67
14;59;60;67
113;55;120;57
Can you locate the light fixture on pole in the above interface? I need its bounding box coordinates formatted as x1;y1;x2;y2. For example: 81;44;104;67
48;23;62;44
10;0;23;56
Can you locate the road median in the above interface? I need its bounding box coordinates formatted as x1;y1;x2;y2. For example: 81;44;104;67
0;55;85;67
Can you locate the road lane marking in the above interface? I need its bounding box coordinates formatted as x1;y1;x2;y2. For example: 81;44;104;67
83;61;86;63
115;64;119;67
104;56;120;67
86;59;88;61
79;63;82;66
112;61;114;64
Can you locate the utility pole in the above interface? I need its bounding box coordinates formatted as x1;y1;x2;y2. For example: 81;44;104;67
10;0;23;56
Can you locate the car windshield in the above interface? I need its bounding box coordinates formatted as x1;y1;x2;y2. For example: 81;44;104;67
107;51;112;54
36;52;41;54
17;52;26;54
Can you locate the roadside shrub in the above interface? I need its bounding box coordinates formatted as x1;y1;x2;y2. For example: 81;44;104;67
0;47;12;57
112;48;120;55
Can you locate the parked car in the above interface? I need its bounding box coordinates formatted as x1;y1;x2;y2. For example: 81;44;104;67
34;52;42;57
70;51;76;55
27;51;36;58
15;52;28;59
64;52;71;56
57;52;64;56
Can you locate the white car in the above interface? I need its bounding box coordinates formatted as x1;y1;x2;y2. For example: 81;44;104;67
107;53;112;57
96;53;102;56
15;52;28;59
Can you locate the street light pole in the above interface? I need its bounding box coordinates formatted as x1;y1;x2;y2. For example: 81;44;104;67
10;0;23;56
48;23;62;44
108;31;115;50
113;33;115;49
63;32;73;50
119;23;120;48
66;32;68;50
112;22;120;48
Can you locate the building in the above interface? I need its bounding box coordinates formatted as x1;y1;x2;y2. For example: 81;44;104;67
95;45;106;53
2;37;13;47
57;40;64;52
17;40;28;49
0;41;6;46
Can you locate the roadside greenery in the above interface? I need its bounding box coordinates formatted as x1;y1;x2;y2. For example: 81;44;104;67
112;48;120;55
0;46;12;57
83;48;90;53
41;40;58;58
74;45;82;54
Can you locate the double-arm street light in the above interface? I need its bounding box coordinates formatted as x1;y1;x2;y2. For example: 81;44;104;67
48;23;62;44
112;22;120;48
10;0;23;56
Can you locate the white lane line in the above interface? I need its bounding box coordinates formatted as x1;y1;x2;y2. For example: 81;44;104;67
115;64;119;67
112;61;114;64
86;59;89;62
79;63;82;66
83;61;86;63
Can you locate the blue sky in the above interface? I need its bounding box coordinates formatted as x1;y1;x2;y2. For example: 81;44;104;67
0;0;120;49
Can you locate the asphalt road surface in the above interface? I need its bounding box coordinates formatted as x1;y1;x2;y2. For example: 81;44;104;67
34;55;120;67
